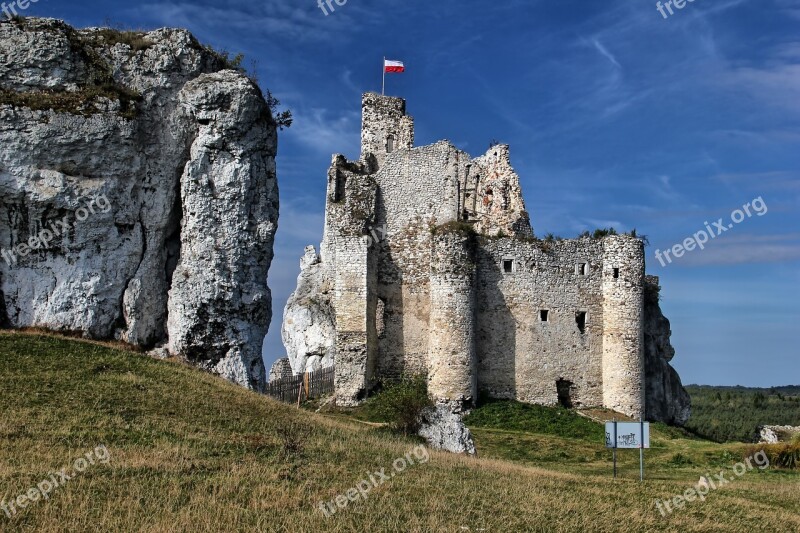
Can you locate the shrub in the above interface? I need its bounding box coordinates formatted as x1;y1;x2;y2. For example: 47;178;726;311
431;221;477;237
0;85;141;119
745;443;800;470
278;420;311;461
362;375;433;436
592;228;618;239
667;453;693;467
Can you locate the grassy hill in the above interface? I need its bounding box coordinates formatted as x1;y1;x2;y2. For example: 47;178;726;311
1;331;798;532
685;385;800;443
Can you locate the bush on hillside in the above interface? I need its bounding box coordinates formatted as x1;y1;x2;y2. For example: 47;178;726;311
362;375;433;436
745;443;800;470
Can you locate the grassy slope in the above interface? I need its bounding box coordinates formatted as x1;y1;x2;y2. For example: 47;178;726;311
1;332;798;532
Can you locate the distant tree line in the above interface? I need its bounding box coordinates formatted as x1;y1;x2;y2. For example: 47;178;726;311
685;385;800;443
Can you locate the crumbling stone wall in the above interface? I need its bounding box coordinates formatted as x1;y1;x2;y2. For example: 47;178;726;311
361;93;414;168
282;92;690;422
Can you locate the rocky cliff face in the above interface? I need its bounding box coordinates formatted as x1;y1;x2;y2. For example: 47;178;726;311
0;18;278;391
281;246;335;374
644;277;691;425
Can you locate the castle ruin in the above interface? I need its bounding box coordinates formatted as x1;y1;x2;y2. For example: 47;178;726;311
281;93;691;424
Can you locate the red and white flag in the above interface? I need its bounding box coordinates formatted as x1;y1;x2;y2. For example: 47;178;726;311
384;60;405;73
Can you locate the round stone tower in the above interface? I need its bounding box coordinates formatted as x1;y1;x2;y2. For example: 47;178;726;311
427;229;477;408
601;235;646;419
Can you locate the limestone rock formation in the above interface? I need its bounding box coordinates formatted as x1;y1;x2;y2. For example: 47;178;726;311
643;277;691;425
418;404;477;455
0;18;279;391
758;425;800;444
281;246;335;374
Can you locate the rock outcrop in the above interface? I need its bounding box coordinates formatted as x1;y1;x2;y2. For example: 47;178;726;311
759;425;800;444
281;246;335;374
418;404;477;455
644;277;691;425
0;18;279;391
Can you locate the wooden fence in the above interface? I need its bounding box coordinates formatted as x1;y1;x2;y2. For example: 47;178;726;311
265;366;335;404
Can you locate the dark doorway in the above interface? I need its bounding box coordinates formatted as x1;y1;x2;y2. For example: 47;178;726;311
575;311;587;334
556;379;574;408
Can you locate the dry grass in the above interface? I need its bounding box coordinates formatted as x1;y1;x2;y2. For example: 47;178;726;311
0;84;141;120
0;332;798;532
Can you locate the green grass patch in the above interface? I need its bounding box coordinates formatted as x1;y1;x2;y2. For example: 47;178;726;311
464;400;604;441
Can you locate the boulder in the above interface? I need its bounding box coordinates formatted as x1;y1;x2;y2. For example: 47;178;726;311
418;404;477;455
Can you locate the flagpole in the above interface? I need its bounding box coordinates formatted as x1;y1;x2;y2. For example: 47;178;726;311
382;56;386;95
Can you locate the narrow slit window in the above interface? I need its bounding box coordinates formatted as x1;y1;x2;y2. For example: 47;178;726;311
540;309;549;322
613;268;620;279
386;135;395;153
503;259;514;273
578;263;588;276
576;311;587;334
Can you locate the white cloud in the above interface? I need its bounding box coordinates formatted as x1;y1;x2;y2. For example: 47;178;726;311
286;107;361;157
591;38;621;70
656;233;800;266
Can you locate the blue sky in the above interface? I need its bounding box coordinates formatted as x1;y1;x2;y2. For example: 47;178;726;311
24;0;799;387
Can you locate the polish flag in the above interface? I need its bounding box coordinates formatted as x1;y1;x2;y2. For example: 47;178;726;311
384;60;405;73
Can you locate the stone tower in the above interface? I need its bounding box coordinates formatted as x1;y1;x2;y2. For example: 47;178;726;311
428;231;478;408
601;236;646;419
360;93;414;168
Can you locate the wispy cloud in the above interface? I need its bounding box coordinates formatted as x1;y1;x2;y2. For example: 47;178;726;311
126;0;376;43
659;233;800;266
591;38;621;69
285;107;360;157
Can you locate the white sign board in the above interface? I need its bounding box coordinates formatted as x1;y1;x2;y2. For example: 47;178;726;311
605;422;650;449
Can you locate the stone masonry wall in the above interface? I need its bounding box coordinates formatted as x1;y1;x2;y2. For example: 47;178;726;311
322;159;379;405
476;237;605;408
372;142;462;379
